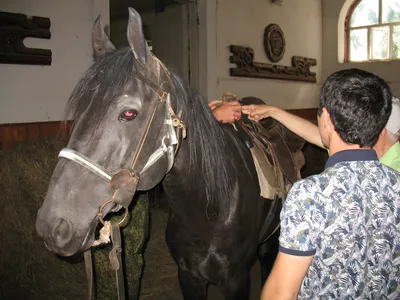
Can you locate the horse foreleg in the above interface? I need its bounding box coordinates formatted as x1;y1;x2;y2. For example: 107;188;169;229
258;229;280;286
178;268;207;300
218;271;251;300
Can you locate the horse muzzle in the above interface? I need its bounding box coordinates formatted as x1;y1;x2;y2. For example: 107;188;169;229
36;206;99;256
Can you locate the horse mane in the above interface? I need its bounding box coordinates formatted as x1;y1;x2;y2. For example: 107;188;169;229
65;47;241;219
168;72;241;218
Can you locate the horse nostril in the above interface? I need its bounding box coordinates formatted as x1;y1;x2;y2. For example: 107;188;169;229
52;218;73;248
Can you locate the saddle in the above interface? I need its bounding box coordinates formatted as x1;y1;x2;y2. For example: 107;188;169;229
230;96;305;200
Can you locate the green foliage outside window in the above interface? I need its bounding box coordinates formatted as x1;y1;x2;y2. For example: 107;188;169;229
348;0;400;61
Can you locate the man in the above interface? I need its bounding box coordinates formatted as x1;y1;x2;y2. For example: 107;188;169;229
241;96;400;172
258;69;400;299
374;97;400;171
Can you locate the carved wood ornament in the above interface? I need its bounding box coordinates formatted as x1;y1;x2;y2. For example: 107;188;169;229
0;11;52;65
230;23;317;83
229;45;317;83
264;24;285;63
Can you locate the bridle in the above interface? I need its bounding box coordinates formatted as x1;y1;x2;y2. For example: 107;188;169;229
57;64;186;300
59;91;186;219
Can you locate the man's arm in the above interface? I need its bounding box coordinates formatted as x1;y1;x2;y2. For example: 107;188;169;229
261;178;319;299
261;252;313;300
242;104;324;149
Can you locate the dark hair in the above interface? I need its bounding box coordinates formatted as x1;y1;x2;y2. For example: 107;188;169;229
318;68;392;147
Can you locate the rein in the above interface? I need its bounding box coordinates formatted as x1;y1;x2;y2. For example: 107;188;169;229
59;73;186;299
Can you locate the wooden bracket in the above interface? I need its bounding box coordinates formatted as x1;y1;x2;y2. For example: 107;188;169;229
229;45;317;83
0;11;52;65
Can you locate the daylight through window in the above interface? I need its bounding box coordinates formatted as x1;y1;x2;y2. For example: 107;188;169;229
346;0;400;62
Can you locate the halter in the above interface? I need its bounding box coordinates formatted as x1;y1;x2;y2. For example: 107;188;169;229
59;91;186;214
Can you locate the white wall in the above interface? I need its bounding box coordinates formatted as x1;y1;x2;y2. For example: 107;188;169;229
322;0;400;97
202;0;323;109
0;0;109;124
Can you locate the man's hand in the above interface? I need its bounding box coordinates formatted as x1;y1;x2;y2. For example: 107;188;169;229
208;100;242;123
208;100;224;111
241;104;274;122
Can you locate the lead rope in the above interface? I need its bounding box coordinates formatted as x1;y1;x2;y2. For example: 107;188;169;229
83;220;126;300
83;221;112;300
83;223;125;300
84;250;95;300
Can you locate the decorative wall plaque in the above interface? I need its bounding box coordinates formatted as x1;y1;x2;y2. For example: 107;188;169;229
229;45;317;83
0;11;52;65
264;24;285;63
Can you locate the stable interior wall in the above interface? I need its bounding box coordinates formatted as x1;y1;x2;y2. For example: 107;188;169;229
0;0;109;124
204;0;323;109
110;4;197;89
322;0;400;97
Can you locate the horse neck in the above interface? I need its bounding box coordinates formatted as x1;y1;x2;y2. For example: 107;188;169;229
162;136;207;198
161;125;256;224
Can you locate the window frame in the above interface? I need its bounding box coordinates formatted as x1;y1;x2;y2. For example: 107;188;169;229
344;0;400;62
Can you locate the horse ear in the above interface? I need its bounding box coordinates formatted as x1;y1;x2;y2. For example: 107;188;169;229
92;15;116;58
127;7;150;64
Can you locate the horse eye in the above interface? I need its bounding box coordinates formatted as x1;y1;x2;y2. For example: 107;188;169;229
119;109;138;121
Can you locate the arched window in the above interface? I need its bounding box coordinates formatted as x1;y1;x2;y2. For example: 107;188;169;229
345;0;400;62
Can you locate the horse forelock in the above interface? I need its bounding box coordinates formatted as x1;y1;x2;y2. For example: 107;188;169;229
65;48;163;134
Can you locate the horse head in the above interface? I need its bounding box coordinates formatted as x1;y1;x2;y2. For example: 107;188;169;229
36;8;181;256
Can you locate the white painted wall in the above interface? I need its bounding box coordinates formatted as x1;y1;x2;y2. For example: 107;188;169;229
202;0;323;109
323;0;400;97
0;0;109;124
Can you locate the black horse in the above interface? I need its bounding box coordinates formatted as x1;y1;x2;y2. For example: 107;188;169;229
36;8;303;299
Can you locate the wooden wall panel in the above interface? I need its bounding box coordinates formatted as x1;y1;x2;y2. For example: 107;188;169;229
288;108;318;124
0;108;318;149
0;121;72;149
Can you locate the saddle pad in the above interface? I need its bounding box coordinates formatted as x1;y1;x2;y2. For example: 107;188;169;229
249;139;280;199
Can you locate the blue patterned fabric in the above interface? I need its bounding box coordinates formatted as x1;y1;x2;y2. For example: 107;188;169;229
279;149;400;299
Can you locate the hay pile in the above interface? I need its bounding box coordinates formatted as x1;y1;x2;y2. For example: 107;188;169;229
0;138;87;300
0;138;149;300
